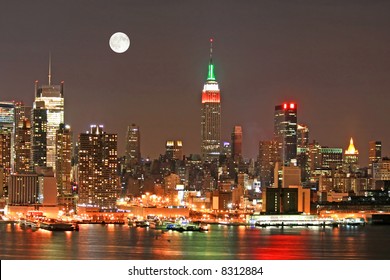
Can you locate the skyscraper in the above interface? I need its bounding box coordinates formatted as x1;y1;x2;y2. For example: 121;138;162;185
165;140;183;161
258;140;279;188
31;101;47;168
297;124;309;148
78;125;119;209
56;124;72;198
274;102;297;165
125;124;141;171
231;126;243;163
32;58;64;171
344;137;359;172
201;38;221;163
15;119;32;173
14;101;32;172
369;141;382;167
0;102;15;191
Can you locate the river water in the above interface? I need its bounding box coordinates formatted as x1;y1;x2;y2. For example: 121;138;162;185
1;223;389;260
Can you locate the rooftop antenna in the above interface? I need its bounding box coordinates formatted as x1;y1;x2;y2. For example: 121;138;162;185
209;38;213;63
48;52;52;85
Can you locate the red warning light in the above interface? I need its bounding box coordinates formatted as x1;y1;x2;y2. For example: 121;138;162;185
283;103;287;109
290;103;295;109
210;38;213;43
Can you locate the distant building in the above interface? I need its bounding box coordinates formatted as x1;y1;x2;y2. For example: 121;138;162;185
165;140;183;160
125;124;141;171
0;102;14;190
297;124;309;148
372;157;390;191
262;185;310;214
55;124;72;199
274;162;301;189
31;101;47;168
14;101;32;172
78;125;120;210
0;102;15;171
344;137;359;172
201;39;221;163
8;174;40;205
369;141;382;170
321;147;343;170
258;140;279;188
231;126;243;163
274;102;297;165
15;119;32;173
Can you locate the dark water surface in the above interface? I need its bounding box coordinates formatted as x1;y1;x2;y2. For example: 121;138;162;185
1;223;389;260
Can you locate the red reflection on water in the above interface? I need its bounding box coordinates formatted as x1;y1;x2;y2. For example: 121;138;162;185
253;234;308;260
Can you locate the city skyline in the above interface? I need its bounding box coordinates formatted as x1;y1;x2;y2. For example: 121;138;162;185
1;1;390;165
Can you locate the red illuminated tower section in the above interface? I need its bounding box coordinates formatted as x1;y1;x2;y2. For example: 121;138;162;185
201;38;221;162
274;102;298;165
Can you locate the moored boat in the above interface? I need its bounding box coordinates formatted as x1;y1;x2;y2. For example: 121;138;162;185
40;221;79;231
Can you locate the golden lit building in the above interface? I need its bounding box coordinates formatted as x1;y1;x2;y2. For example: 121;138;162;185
344;137;359;172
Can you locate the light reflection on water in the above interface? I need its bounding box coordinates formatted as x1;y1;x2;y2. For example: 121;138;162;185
1;223;390;260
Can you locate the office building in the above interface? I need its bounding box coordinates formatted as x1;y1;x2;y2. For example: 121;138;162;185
257;140;279;188
274;102;297;165
32;59;64;171
369;141;382;168
165;140;183;160
78;125;119;209
231;126;243;163
297;124;309;148
55;124;72;197
125;124;141;171
15;119;32;173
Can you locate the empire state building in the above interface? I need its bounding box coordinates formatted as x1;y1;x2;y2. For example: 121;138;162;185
201;38;221;163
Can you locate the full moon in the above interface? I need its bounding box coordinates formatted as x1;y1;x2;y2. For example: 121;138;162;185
109;32;130;53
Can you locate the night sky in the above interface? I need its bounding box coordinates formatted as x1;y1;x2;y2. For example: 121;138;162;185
1;0;390;166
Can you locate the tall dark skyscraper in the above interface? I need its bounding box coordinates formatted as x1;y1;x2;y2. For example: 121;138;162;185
231;126;242;163
31;101;47;169
201;38;221;162
369;141;382;167
274;102;297;165
125;124;141;171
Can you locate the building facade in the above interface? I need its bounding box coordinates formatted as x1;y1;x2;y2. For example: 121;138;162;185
55;124;72;198
274;102;297;165
125;124;141;171
78;125;119;210
231;126;243;163
165;140;183;161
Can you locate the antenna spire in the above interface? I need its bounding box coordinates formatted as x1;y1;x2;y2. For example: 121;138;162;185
209;38;213;63
207;38;216;81
48;52;52;85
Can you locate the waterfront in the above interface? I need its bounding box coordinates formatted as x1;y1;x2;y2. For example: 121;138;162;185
1;223;390;260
